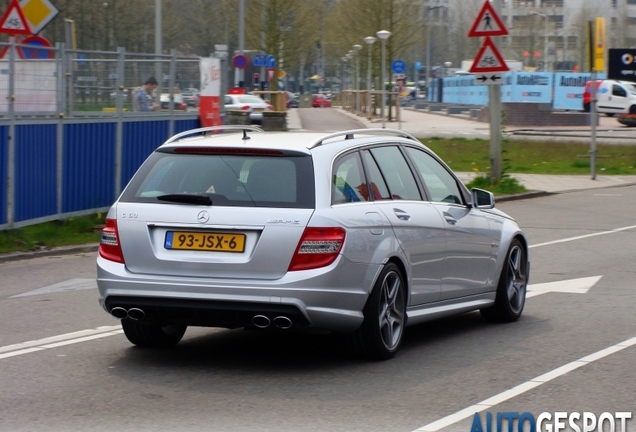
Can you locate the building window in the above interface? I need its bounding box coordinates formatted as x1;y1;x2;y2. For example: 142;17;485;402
541;0;563;6
512;0;533;7
567;36;577;50
612;0;617;6
628;0;636;5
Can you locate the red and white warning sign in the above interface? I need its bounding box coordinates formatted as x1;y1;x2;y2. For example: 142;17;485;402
468;0;508;38
469;37;509;74
0;0;32;35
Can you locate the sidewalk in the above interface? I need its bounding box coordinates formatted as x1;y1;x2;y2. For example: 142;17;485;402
286;107;636;194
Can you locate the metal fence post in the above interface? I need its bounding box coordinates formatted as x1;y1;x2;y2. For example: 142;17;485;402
56;42;65;218
115;47;126;199
7;37;16;228
168;49;177;137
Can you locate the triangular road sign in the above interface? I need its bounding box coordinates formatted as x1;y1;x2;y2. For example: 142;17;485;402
468;0;508;37
469;37;510;73
0;0;32;35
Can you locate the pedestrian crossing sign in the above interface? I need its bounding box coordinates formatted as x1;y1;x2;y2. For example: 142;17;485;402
468;0;508;37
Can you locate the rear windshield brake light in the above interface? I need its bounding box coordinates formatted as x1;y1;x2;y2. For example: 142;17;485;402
173;147;284;155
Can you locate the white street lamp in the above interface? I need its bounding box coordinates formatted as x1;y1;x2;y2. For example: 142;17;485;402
364;36;376;120
353;44;362;115
376;30;391;128
530;12;549;71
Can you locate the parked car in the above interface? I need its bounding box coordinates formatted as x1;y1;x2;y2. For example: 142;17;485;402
181;91;199;107
97;126;529;360
159;93;186;111
583;79;636;115
312;93;332;108
286;91;299;108
224;94;273;123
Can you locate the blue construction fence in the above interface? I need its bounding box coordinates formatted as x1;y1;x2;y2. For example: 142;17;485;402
0;115;200;230
428;72;607;109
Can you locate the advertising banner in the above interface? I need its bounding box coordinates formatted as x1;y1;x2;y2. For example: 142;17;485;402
509;72;552;103
199;57;222;128
553;73;606;110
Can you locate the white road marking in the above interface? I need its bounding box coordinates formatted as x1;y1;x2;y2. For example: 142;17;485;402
0;325;120;358
529;225;636;249
526;275;602;298
9;278;96;298
413;336;636;432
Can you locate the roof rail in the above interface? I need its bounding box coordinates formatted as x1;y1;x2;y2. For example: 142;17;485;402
163;125;263;145
308;128;419;149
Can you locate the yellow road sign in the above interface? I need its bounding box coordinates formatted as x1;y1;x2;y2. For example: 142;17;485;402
20;0;59;35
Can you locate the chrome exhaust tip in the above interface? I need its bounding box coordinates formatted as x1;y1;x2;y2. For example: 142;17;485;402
273;316;292;330
127;308;145;320
110;307;128;319
252;315;271;329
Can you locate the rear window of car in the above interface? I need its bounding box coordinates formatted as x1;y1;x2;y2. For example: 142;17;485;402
120;151;315;208
237;96;266;104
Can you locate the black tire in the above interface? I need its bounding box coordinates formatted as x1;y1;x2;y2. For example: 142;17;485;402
629;105;636;114
481;238;528;323
349;263;406;360
121;319;187;348
606;113;616;117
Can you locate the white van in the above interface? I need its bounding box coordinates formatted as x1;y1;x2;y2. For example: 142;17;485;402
583;79;636;115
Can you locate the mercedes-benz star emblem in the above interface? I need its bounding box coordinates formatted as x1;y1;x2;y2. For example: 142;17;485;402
197;211;210;224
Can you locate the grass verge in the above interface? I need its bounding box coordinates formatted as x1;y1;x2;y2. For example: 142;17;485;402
0;213;105;254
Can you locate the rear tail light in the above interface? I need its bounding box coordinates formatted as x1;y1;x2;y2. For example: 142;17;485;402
99;218;125;264
288;227;346;272
178;103;186;110
267;104;274;110
240;105;251;111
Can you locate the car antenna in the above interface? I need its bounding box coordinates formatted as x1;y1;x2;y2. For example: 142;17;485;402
242;129;250;140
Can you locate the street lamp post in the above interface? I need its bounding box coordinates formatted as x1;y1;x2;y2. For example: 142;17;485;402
425;5;446;101
530;12;549;71
353;44;362;115
376;30;391;128
364;36;376;120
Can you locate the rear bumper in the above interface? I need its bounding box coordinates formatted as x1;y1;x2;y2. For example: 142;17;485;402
97;255;379;333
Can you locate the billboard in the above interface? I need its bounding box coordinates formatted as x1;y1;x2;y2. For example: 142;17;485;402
608;49;636;82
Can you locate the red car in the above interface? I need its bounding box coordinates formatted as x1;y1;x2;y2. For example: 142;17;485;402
312;94;332;108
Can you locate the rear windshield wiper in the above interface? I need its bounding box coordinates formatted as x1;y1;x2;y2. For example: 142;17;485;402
156;193;213;205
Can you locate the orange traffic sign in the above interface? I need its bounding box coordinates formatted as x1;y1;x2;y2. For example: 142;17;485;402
469;37;509;74
468;0;508;37
0;0;32;35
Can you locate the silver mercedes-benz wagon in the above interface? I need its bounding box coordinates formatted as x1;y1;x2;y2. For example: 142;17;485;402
97;125;529;360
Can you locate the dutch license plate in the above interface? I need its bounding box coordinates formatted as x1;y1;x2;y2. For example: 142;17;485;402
254;108;264;112
165;231;246;253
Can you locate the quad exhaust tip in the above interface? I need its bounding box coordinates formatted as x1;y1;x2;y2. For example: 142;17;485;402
252;315;271;328
273;316;292;330
110;307;145;320
110;307;128;319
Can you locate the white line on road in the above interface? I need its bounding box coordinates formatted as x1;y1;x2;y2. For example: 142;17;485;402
0;325;121;359
412;336;636;431
529;225;636;249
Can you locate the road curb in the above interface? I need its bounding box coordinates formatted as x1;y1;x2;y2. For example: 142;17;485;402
0;243;99;264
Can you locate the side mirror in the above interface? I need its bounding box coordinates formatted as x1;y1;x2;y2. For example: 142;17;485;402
471;188;495;209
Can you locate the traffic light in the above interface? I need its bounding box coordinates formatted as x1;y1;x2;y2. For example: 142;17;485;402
253;73;259;86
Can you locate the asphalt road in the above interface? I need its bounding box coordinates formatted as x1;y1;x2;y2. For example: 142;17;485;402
0;110;634;432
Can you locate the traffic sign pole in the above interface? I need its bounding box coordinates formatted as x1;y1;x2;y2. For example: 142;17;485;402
468;0;507;185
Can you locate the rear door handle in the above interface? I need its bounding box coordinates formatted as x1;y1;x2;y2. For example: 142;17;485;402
393;208;411;221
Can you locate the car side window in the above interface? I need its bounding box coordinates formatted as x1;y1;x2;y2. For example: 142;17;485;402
332;152;369;204
361;150;391;200
368;146;421;200
405;147;464;205
224;96;232;104
612;85;627;98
